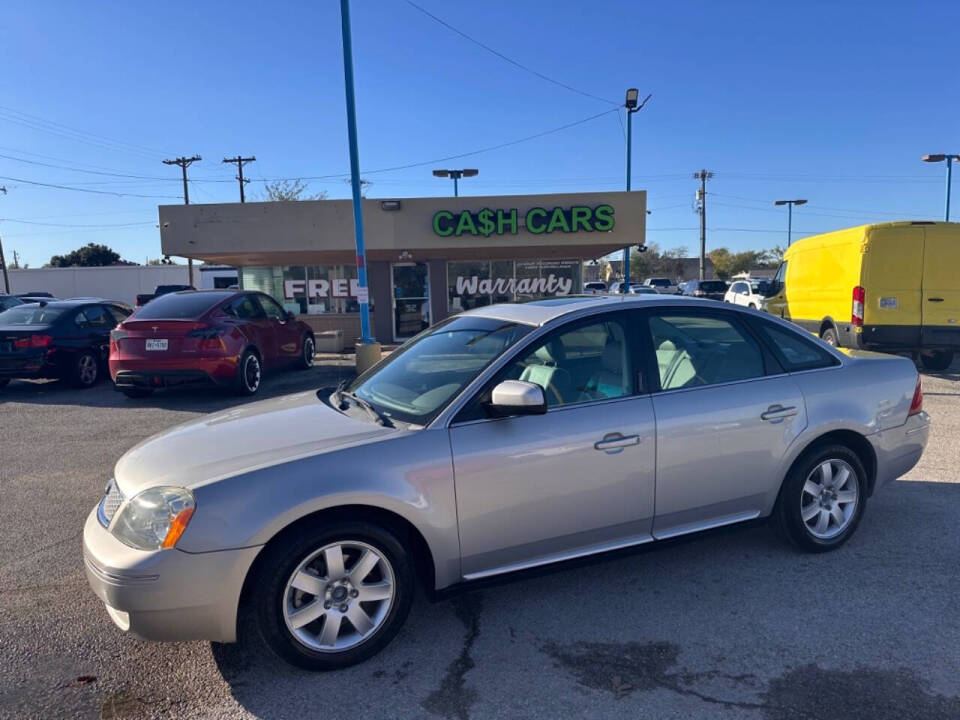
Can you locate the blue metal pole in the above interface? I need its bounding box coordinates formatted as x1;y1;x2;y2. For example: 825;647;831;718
339;0;373;344
453;174;459;198
945;157;953;222
622;109;632;291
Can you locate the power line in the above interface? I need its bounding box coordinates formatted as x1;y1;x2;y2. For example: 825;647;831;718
0;105;171;158
402;0;619;106
0;175;182;199
0;218;155;228
0;151;235;183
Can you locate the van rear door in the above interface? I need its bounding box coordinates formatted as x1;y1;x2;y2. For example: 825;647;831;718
860;226;924;348
921;223;960;347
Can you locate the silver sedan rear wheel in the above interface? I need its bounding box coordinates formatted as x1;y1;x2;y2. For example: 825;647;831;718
800;459;859;540
282;541;395;653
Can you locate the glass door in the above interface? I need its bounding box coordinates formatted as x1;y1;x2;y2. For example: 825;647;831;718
392;263;431;341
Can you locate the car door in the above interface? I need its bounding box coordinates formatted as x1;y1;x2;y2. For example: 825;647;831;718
256;293;301;363
643;308;807;538
448;311;657;579
229;294;278;367
79;304;114;365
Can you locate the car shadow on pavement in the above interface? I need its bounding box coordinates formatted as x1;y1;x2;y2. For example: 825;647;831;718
0;363;356;412
209;480;960;720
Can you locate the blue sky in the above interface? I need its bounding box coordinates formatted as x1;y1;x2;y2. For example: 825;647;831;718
1;0;958;268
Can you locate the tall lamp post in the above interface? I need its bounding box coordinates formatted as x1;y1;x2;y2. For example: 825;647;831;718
338;0;379;370
774;199;807;246
922;154;960;221
622;88;651;292
432;168;478;197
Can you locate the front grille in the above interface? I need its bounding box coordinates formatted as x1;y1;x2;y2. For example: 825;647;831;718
98;479;124;527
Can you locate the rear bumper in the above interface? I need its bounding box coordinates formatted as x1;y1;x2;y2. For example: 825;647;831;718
841;324;960;352
82;508;261;643
0;351;58;379
111;356;239;388
868;411;931;490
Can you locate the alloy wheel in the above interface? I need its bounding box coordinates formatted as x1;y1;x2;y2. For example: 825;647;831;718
244;355;261;392
78;354;98;385
282;541;395;653
800;459;859;539
304;338;315;367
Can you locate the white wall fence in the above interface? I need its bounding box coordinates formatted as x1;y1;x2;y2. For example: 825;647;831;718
3;265;190;305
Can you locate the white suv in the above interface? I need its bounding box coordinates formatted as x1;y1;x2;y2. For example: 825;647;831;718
724;279;770;308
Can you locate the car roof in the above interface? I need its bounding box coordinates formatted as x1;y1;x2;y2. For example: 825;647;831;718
17;298;109;308
459;294;717;326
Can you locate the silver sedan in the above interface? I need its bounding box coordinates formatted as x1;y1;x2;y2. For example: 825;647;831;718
83;295;930;670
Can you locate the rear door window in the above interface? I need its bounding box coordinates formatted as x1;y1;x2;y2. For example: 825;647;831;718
80;305;113;328
648;312;767;390
755;321;838;371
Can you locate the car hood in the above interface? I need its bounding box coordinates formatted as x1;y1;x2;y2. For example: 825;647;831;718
113;391;395;494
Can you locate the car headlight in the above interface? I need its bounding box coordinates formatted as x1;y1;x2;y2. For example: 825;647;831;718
110;486;196;551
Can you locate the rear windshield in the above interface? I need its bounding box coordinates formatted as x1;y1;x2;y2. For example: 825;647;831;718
133;293;226;319
700;281;728;292
0;305;66;325
648;279;670;287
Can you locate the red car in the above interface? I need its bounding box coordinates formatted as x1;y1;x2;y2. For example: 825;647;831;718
109;290;315;398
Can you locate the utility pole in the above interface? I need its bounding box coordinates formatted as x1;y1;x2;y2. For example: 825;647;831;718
163;155;202;286
693;169;713;280
0;185;9;293
222;155;256;203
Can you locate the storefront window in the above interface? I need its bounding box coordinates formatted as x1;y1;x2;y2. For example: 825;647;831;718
239;265;368;315
447;259;581;311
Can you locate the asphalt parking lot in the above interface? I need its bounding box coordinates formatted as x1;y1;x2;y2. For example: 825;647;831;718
1;359;958;720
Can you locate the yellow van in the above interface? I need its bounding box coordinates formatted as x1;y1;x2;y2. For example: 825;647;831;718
764;221;960;370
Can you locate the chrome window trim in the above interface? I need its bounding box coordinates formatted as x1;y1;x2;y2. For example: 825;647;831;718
448;391;649;429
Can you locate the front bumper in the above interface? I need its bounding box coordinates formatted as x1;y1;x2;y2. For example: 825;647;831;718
868;411;931;489
82;508;261;643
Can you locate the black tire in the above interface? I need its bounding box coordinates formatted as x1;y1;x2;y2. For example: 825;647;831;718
70;350;100;388
249;520;415;671
121;387;153;399
920;350;954;372
771;444;867;552
235;349;262;396
748;303;758;309
821;326;839;347
297;335;315;370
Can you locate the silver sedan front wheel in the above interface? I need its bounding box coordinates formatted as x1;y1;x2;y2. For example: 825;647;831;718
800;459;859;539
282;541;395;653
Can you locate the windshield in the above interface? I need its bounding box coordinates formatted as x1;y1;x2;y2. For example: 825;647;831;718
0;305;66;325
648;279;670;287
347;316;533;425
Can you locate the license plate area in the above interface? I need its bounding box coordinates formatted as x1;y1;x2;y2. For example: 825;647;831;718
145;339;168;351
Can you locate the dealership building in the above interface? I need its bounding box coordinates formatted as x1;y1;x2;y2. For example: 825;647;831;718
159;190;646;345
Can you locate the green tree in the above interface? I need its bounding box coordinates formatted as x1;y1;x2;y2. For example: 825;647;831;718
48;243;124;267
261;179;328;202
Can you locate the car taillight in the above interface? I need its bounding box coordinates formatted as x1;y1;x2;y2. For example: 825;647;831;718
694;290;705;296
13;334;52;349
110;329;128;342
908;376;923;416
852;286;865;326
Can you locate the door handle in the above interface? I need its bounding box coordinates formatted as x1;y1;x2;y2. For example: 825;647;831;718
928;297;944;302
594;433;641;452
761;405;798;422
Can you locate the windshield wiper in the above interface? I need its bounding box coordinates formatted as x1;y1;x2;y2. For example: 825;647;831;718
336;387;393;427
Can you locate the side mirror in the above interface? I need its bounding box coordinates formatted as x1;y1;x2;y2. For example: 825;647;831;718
486;380;547;417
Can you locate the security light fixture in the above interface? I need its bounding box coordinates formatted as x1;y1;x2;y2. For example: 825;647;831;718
923;154;947;163
625;88;639;109
774;199;807;206
380;200;402;211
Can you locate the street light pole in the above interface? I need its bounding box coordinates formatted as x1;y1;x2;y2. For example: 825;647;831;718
622;89;650;292
432;169;478;197
774;199;807;246
922;154;960;221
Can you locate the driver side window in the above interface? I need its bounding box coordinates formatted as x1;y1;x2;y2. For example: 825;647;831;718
498;316;635;408
258;294;286;321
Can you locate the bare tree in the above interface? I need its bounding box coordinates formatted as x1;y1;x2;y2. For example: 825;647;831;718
261;179;328;202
